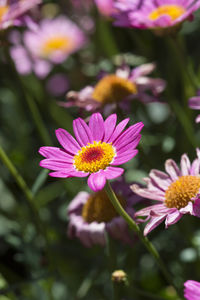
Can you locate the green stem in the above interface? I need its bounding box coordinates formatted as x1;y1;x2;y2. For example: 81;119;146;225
104;181;183;299
0;146;53;271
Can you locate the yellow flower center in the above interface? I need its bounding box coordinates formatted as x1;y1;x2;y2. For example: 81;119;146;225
92;74;137;104
82;190;126;223
73;141;115;173
149;5;185;21
0;5;9;21
165;175;200;209
41;36;72;57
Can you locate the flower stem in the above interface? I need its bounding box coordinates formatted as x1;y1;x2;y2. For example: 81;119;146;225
0;146;53;270
104;181;183;298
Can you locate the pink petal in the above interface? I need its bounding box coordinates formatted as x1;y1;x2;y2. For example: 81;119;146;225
117;136;141;154
135;203;170;217
112;150;138;165
131;184;165;201
180;154;191;176
55;128;80;155
149;170;171;191
103;114;117;142
49;171;71;178
87;171;106;191
165;210;182;228
108;118;130;143
179;202;194;215
188;96;200;110
193;198;200;217
40;159;73;171
103;167;124;179
68;191;89;213
165;159;180;180
89;113;104;141
39;146;73;161
73;117;93;147
113;122;144;149
144;215;166;236
68;170;89;177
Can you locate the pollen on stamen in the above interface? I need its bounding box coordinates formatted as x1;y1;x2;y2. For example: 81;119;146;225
165;175;200;209
92;74;137;104
149;5;185;21
41;36;72;57
82;190;126;223
73;141;115;173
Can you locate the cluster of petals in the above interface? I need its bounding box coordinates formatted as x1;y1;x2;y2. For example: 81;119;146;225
10;16;86;78
67;180;141;247
113;0;200;29
39;113;143;192
184;280;200;300
0;0;41;30
188;93;200;123
65;63;166;113
131;149;200;236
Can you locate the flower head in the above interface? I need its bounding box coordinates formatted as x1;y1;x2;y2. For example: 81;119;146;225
64;64;166;112
184;280;200;300
131;149;200;235
24;16;86;64
0;0;41;30
113;0;200;30
39;113;143;192
67;180;140;247
188;95;200;123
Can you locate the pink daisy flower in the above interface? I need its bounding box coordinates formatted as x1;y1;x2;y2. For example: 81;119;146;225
131;149;200;236
113;0;200;29
94;0;116;17
184;280;200;300
39;113;143;192
67;180;141;247
0;0;41;30
64;64;166;113
24;16;86;64
188;95;200;123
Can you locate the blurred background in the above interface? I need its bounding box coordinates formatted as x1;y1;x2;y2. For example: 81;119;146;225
1;1;200;299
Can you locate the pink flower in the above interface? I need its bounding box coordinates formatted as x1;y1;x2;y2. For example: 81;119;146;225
113;0;200;29
0;0;41;30
131;149;200;235
184;280;200;300
67;180;141;247
39;113;143;192
188;96;200;123
10;16;86;78
64;64;166;113
24;16;86;64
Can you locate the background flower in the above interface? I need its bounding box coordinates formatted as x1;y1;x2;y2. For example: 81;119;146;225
64;63;166;113
113;0;200;29
67;180;141;247
132;149;200;235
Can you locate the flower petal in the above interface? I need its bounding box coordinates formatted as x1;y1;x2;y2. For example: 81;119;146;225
49;171;71;178
103;114;117;142
113;122;144;149
108;118;129;143
165;159;180;180
165;210;182;228
103;167;124;179
39;146;73;161
131;184;165;201
89;113;104;141
55;128;80;155
73;117;93;146
180;154;191;176
40;159;73;171
144;215;166;236
149;169;171;191
112;150;138;165
87;171;106;191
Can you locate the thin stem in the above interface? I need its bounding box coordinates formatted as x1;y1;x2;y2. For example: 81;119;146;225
104;181;183;299
0;146;54;272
